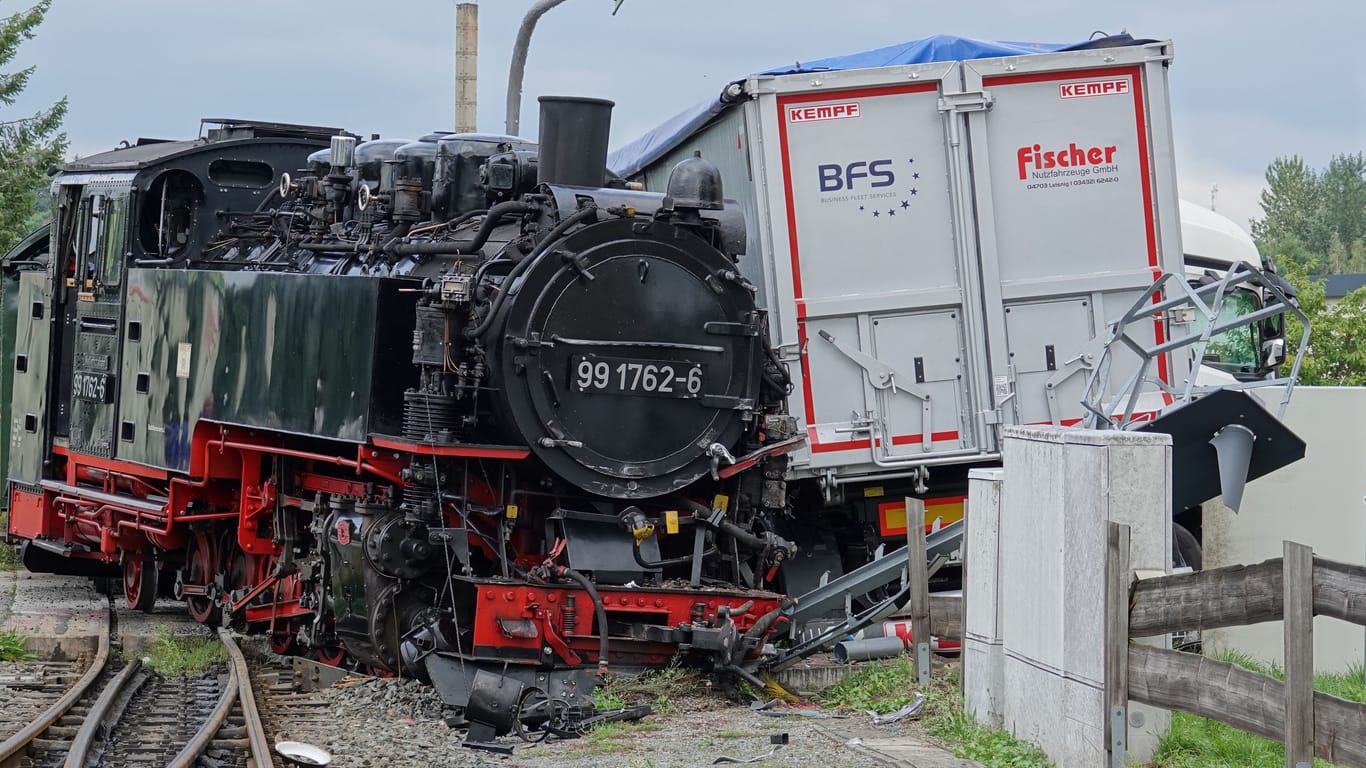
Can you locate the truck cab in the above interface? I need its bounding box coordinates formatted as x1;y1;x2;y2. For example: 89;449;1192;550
1180;200;1287;384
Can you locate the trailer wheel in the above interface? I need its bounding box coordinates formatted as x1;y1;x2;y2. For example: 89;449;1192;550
1173;523;1202;571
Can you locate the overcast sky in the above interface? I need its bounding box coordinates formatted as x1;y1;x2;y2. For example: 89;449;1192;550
9;0;1364;232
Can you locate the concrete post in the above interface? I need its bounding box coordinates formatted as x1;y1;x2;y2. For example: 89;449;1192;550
455;3;478;133
964;468;1004;723
988;426;1172;767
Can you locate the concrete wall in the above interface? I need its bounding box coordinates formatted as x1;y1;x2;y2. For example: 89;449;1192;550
1204;386;1366;672
966;426;1172;767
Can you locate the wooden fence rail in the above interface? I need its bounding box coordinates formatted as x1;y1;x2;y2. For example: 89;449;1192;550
1127;555;1366;637
1107;522;1366;768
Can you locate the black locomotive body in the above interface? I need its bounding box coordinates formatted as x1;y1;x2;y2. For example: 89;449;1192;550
3;100;801;707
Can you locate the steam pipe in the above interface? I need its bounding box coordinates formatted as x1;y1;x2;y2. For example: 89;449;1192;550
464;203;599;338
451;200;538;254
505;0;568;136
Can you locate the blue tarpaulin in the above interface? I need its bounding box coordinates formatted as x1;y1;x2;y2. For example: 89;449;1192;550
608;33;1146;179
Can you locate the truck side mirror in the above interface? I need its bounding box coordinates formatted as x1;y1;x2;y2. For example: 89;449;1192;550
1262;337;1286;369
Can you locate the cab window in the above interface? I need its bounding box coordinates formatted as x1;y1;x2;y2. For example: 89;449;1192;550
1194;290;1260;375
101;196;126;287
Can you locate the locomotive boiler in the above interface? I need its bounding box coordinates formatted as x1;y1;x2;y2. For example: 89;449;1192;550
3;98;801;705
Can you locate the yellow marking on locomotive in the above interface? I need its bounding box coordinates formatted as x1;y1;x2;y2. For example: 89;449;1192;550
862;485;885;498
712;494;730;513
664;510;679;534
505;504;519;520
632;521;655;544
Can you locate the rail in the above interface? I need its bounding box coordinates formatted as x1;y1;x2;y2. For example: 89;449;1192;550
221;627;274;768
1105;522;1366;768
0;618;269;768
0;619;111;764
166;633;244;768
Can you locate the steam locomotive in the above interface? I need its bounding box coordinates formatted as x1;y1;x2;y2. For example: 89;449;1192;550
2;98;803;704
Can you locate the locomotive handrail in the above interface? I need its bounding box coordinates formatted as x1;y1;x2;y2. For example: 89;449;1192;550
549;335;726;353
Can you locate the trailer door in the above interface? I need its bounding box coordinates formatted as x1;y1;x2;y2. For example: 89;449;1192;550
960;44;1188;428
745;62;991;473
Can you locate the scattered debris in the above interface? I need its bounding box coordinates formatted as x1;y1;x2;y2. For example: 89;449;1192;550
713;733;788;764
868;692;925;725
749;698;849;719
459;669;656;754
275;740;332;767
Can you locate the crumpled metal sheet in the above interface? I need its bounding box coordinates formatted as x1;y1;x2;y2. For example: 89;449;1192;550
749;699;849;719
868;692;926;725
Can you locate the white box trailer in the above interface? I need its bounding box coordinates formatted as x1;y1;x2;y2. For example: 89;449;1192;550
730;41;1190;480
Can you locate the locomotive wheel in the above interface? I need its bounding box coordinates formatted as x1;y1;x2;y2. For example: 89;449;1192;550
183;530;221;625
313;644;347;667
270;632;297;655
122;554;157;613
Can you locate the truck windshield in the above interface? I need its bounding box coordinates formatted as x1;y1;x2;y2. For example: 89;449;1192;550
1194;290;1260;374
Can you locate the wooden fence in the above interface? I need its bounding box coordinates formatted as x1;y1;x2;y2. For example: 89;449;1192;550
1106;522;1366;768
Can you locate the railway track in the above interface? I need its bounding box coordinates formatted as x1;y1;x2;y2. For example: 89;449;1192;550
0;618;276;768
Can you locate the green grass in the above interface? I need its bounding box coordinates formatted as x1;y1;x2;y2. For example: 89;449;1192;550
0;628;35;661
592;686;626;710
571;720;662;755
821;658;1052;768
820;655;921;712
0;510;18;571
594;660;705;716
1153;650;1366;768
143;625;227;676
922;666;1052;768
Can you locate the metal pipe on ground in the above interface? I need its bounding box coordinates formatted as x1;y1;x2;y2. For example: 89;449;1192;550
834;637;908;664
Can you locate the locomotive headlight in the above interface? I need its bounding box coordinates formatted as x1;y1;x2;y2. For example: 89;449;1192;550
618;506;656;545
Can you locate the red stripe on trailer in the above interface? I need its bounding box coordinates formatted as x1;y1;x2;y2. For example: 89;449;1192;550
891;431;960;446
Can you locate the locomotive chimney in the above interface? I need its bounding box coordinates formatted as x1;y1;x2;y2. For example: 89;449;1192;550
536;96;613;188
330;135;357;170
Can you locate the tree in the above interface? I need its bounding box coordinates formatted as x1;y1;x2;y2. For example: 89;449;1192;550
1319;153;1366;251
1252;156;1319;256
0;0;66;255
1278;261;1366;386
1251;153;1366;275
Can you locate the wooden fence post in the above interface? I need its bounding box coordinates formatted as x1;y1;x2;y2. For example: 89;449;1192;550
1283;541;1314;768
1105;522;1131;768
906;497;930;687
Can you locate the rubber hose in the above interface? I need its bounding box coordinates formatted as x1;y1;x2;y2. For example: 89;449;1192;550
731;597;794;665
632;541;717;569
453;201;538;254
464;204;599;339
677;498;768;552
557;566;610;674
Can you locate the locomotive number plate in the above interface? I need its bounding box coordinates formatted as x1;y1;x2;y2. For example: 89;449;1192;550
72;372;115;403
570;355;704;398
